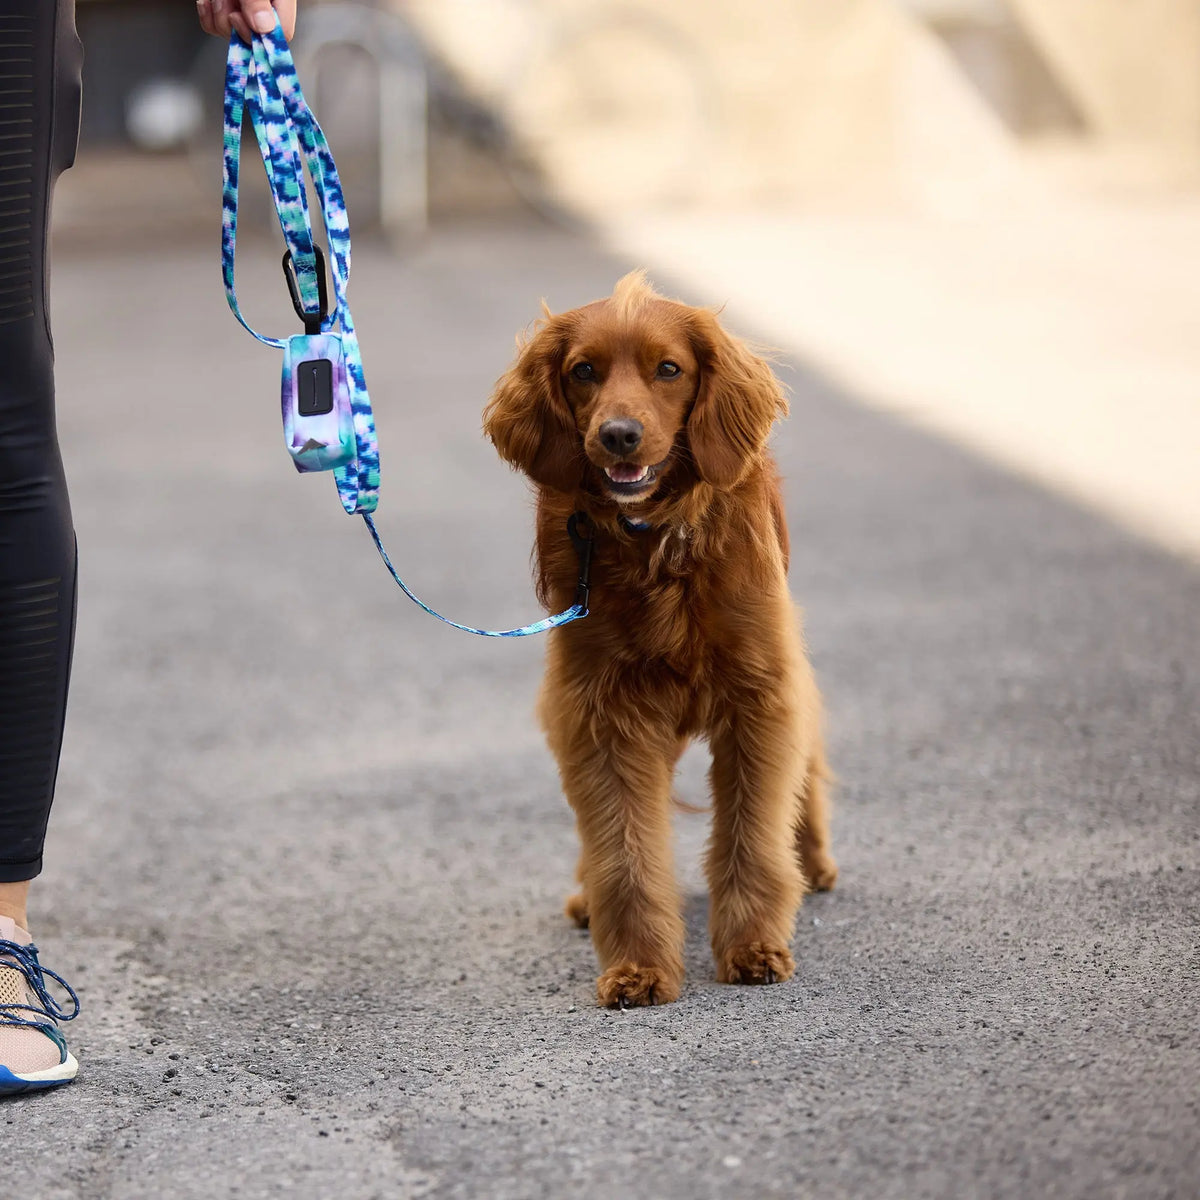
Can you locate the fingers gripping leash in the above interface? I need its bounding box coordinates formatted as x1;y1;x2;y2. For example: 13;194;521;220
220;20;590;637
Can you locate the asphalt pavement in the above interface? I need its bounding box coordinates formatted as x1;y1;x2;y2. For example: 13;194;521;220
8;224;1198;1199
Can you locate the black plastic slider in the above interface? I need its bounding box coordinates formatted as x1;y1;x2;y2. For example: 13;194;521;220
566;511;595;615
282;245;330;335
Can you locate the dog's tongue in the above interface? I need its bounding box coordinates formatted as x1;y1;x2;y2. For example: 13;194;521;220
606;462;648;484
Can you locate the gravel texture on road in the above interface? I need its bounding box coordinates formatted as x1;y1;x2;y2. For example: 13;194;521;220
8;227;1198;1199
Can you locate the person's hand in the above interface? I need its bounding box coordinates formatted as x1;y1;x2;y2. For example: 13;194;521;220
197;0;297;43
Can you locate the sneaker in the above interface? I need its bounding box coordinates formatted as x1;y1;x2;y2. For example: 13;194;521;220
0;915;80;1094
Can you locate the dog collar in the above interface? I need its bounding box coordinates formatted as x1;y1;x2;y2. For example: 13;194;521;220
618;514;652;534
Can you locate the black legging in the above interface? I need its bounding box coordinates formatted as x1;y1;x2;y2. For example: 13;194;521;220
0;0;82;882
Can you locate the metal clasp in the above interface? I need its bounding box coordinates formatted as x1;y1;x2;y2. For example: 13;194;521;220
282;245;330;335
566;511;594;614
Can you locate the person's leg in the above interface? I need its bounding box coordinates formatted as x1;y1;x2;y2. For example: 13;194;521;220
0;881;31;929
0;0;84;1092
0;0;82;897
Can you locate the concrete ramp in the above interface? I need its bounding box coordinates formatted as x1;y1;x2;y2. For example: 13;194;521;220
1008;0;1200;154
401;0;1027;216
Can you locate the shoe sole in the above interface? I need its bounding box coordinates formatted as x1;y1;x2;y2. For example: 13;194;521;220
0;1052;78;1095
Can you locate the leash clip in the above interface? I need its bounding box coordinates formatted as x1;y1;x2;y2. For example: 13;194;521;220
567;511;594;615
282;246;330;335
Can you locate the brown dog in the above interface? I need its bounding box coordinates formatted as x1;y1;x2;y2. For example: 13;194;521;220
483;272;836;1008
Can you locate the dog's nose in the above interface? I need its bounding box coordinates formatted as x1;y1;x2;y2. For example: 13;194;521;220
599;418;644;457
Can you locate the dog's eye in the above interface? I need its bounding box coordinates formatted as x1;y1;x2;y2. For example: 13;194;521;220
570;363;595;382
656;361;681;378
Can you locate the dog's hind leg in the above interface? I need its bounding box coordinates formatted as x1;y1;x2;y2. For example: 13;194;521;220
564;855;590;929
796;748;838;893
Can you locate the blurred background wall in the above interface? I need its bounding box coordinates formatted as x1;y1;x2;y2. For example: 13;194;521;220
54;0;1200;557
60;0;1200;240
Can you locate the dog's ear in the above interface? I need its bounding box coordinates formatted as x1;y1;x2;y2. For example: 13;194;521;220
484;315;584;494
686;309;788;490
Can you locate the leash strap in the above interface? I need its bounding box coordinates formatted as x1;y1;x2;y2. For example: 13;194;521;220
363;513;589;637
222;25;378;515
220;21;589;637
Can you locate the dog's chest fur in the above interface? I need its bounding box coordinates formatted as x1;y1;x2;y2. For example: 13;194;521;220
536;482;792;724
598;526;709;675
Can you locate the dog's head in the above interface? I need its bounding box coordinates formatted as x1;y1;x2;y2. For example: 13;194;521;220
483;272;787;506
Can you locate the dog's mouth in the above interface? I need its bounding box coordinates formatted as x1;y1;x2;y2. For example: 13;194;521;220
599;456;669;499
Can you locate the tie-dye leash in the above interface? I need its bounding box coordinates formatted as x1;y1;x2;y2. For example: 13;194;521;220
220;21;590;636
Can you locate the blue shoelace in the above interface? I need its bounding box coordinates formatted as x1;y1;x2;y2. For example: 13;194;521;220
0;939;80;1034
221;21;589;637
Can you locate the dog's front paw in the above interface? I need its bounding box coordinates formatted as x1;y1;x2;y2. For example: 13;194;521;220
717;942;795;986
596;962;682;1008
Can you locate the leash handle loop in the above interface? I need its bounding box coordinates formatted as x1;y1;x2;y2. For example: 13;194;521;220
223;24;378;512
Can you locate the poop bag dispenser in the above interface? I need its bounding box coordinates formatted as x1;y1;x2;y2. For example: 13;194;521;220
281;331;354;472
279;247;355;473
